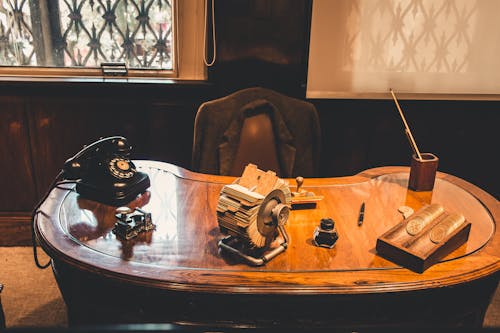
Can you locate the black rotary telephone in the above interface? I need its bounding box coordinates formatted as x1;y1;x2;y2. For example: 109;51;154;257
63;136;150;206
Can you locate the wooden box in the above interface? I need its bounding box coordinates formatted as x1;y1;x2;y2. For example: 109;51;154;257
376;204;471;273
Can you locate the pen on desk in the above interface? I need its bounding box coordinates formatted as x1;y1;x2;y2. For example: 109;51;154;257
358;202;365;226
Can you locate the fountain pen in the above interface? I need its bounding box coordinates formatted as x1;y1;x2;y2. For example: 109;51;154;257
358;202;365;226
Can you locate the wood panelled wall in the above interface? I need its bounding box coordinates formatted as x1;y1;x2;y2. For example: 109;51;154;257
0;82;213;244
0;0;497;245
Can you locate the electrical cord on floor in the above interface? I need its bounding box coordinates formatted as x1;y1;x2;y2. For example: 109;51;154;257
31;170;78;269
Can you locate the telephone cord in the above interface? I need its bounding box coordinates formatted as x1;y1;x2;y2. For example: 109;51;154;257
31;170;77;269
203;0;217;66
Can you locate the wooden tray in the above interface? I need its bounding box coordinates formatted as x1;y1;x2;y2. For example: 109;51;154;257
376;204;471;273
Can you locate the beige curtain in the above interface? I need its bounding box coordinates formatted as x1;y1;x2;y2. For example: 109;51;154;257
307;0;500;99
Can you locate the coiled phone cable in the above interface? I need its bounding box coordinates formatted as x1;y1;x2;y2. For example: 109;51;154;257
31;170;77;269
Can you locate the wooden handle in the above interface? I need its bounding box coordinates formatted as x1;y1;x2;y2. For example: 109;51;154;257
295;176;304;192
390;89;423;161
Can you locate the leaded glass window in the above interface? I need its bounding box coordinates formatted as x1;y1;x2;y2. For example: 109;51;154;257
0;0;174;71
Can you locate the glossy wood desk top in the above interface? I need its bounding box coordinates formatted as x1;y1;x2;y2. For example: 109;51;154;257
35;161;499;295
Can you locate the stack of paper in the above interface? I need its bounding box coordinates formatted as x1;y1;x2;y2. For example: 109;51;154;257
216;186;263;237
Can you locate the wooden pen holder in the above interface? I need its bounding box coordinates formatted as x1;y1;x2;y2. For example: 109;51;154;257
408;153;439;191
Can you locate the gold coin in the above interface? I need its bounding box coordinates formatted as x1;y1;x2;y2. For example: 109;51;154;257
398;206;414;219
429;213;465;244
429;225;447;243
406;216;425;235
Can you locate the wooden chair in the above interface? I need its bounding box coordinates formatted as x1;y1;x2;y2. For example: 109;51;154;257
191;87;321;177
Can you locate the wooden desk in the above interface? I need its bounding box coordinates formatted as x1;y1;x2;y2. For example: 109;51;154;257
35;161;499;328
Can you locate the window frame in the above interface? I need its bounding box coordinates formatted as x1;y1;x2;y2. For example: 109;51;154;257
0;0;206;81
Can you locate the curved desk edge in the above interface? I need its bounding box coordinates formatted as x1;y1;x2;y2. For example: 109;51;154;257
34;162;500;295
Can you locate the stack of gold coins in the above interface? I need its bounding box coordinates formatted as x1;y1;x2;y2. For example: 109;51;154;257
429;213;466;244
405;204;444;236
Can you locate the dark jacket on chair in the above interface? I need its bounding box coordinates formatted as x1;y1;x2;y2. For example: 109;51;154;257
192;87;321;177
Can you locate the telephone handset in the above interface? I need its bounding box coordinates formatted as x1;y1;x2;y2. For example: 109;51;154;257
63;136;150;206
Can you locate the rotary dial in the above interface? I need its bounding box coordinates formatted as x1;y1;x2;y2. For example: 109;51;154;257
109;157;135;179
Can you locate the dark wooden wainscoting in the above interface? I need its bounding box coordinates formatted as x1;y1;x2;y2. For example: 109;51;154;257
313;98;499;202
1;81;498;246
0;0;498;245
0;81;213;245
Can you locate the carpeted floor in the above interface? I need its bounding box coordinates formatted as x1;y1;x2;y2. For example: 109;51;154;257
0;247;67;327
0;247;498;328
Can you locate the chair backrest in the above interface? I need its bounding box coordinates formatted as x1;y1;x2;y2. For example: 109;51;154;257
230;112;281;176
192;87;321;177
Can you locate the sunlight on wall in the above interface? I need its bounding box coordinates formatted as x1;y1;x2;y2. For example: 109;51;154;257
307;0;500;98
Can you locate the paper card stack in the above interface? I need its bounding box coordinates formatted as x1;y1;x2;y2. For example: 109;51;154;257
216;164;291;246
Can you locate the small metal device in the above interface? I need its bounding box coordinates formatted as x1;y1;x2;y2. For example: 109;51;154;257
113;206;155;240
100;62;128;76
313;218;339;249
